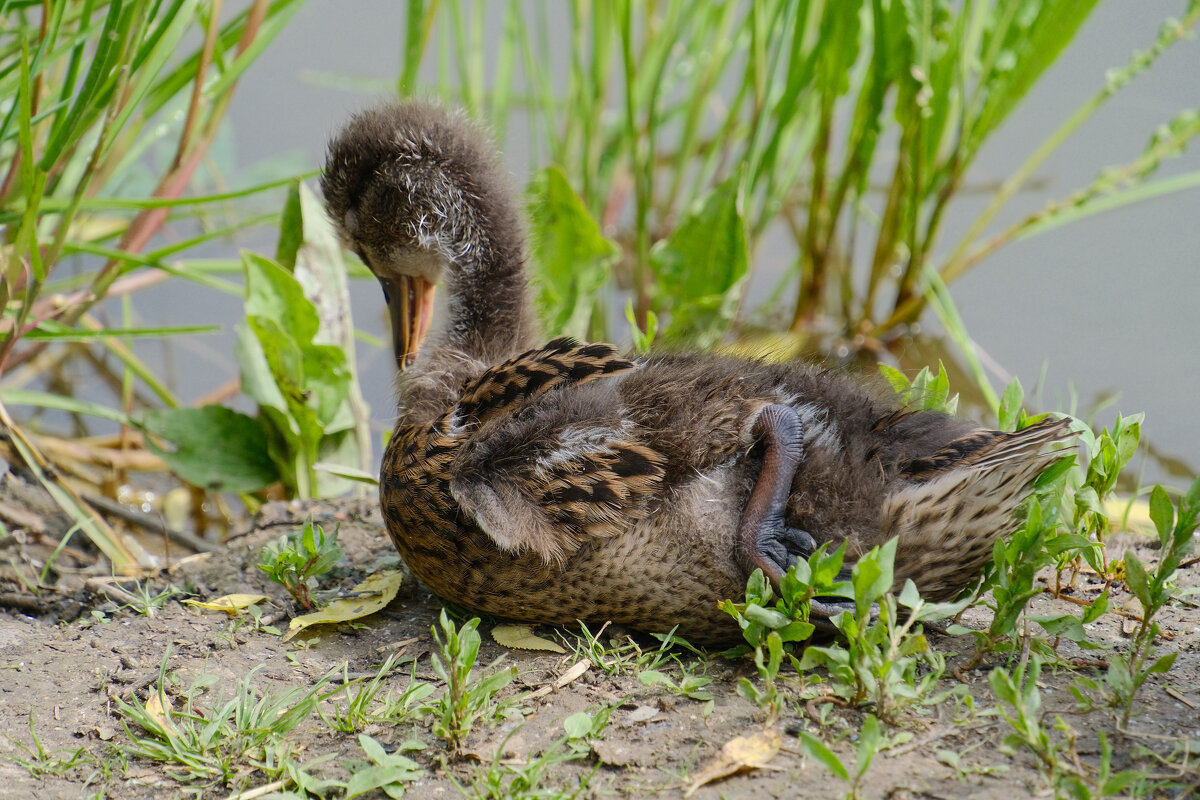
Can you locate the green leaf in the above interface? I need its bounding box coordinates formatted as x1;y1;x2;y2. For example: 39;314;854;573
563;711;594;739
998;378;1024;432
244;252;320;347
23;323;219;341
969;0;1102;152
0;389;132;426
1123;551;1151;609
877;363;911;394
1148;484;1174;545
138;406;277;493
856;713;881;778
798;731;849;780
744;604;792;631
650;176;748;346
853;537;897;614
528;166;619;338
1147;652;1176;674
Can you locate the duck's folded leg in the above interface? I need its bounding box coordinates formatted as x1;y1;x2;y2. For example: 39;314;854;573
735;404;856;628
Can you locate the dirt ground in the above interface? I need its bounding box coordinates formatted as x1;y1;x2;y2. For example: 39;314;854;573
1;481;1198;799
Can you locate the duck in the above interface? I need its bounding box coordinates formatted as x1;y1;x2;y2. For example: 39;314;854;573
320;101;1073;646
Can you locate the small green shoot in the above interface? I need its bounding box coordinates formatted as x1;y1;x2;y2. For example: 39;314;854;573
1107;477;1200;727
800;541;970;723
427;610;518;752
257;516;343;611
4;711;96;779
120;581;183;617
719;542;848;720
451;722;596;800
796;714;886;800
319;653;418;733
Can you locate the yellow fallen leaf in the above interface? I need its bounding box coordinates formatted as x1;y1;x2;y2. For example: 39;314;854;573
144;691;179;738
183;593;268;616
283;570;403;642
491;623;566;653
684;727;781;797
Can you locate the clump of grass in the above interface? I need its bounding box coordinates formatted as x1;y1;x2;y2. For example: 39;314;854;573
319;653;432;733
114;647;330;790
4;711;97;780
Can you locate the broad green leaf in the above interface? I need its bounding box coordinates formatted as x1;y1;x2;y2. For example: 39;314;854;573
138;406;277;493
856;713;881;777
244;252;320;345
1123;551;1151;609
651;176;748;346
998;378;1024;432
563;711;594;739
528;166;619;338
853;537;897;613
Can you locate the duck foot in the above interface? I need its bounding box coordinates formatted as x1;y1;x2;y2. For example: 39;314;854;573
735;404;857;632
736;403;812;580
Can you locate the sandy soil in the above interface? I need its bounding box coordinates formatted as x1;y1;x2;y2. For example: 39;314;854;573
1;485;1198;799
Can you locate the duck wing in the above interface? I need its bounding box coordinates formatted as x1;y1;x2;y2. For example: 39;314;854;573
444;339;666;566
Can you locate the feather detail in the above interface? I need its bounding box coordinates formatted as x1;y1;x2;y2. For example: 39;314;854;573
455;338;636;427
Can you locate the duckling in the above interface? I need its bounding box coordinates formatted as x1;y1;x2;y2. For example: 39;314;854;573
321;101;1072;645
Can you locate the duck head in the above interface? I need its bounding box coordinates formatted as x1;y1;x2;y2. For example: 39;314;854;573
320;101;527;371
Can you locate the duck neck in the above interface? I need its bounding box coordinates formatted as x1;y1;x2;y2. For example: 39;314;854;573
398;202;540;424
439;216;538;364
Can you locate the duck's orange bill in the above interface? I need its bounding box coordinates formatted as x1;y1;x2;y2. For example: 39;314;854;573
390;275;437;371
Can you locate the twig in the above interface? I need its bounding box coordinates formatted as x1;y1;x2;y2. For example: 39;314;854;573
1165;686;1197;710
84;578;142;607
82;492;214;553
225;780;284;800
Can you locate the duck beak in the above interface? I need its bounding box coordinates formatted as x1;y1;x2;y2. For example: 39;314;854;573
383;275;437;371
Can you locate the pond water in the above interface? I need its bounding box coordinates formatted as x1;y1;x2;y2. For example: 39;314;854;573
68;2;1200;489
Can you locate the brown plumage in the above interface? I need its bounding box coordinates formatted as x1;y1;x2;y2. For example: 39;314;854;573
321;101;1074;645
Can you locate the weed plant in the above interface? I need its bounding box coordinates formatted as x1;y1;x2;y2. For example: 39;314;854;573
257;516;344;611
427;610;518;752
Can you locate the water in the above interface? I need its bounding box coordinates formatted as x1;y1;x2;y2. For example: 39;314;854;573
38;2;1200;488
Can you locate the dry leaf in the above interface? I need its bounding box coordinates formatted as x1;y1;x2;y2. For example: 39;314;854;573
283;570;403;642
182;593;268;616
527;659;591;700
684;727;781;797
491;623;566;653
144;691;179;738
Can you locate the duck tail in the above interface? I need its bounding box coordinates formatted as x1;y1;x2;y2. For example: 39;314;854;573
881;417;1075;601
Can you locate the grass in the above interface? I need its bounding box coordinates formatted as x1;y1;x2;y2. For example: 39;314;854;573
114;649;331;790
